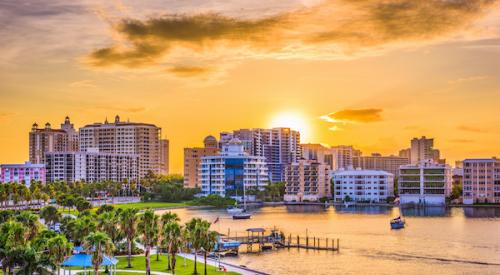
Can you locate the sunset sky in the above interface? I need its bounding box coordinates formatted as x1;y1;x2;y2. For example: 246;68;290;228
1;0;500;173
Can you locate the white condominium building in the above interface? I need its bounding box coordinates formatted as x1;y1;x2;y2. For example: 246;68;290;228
45;149;140;183
399;160;452;205
200;138;269;198
79;116;161;177
332;168;394;203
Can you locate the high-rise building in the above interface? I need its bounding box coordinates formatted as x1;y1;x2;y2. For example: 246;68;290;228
45;149;139;183
220;128;301;182
284;160;331;202
29;117;78;164
301;143;335;169
332;168;394;203
462;158;500;204
352;153;410;178
399;136;442;164
160;139;169;175
200;138;269;197
399;160;452;205
331;145;361;170
79;116;161;178
0;162;46;186
183;136;220;188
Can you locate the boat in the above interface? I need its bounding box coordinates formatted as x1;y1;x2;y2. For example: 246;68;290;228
227;206;244;215
343;201;355;207
232;180;251;219
232;213;251;220
390;216;405;229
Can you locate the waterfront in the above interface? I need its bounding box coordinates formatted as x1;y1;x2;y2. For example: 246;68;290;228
159;205;500;275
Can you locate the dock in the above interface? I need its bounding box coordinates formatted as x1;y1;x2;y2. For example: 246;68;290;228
220;227;339;253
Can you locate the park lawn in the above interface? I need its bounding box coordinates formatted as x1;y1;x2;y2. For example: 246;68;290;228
71;254;239;275
115;254;239;275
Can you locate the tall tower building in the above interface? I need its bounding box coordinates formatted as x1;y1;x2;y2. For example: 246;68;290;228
79;115;161;178
331;145;362;170
220;127;301;182
183;136;220;188
409;136;441;164
29;117;78;164
160;139;169;175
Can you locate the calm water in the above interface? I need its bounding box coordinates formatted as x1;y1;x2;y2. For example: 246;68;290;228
158;206;500;275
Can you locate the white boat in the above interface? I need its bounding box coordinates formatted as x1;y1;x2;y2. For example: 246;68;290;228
344;201;355;207
227;207;244;214
232;181;251;220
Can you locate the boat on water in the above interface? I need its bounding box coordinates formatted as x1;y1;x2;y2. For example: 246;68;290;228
390;216;405;229
227;206;244;214
232;213;251;220
343;201;355;207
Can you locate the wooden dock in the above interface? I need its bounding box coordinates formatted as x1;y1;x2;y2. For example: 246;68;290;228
221;228;339;253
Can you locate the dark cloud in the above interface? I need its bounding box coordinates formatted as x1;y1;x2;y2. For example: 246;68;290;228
326;108;383;123
168;66;211;77
87;0;497;75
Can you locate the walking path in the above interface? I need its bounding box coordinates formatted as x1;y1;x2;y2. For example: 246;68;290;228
63;269;171;275
178;253;269;275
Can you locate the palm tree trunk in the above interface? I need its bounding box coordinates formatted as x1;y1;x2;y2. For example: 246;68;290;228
58;267;60;275
94;265;99;275
204;252;207;275
156;246;160;261
194;252;198;274
172;254;177;275
167;253;171;270
145;246;151;275
127;238;132;268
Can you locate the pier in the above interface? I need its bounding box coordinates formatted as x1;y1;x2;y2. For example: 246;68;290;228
220;227;340;253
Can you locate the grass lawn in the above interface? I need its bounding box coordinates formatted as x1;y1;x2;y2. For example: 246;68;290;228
72;254;239;275
103;201;189;211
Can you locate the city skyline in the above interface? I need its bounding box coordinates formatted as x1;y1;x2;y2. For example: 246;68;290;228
1;1;500;173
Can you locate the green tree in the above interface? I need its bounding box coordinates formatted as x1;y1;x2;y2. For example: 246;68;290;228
0;220;27;275
163;222;183;275
73;216;97;245
137;209;159;275
160;212;180;269
16;211;39;240
97;211;122;244
47;235;72;275
39;206;61;228
185;218;204;275
84;232;114;275
119;208;139;268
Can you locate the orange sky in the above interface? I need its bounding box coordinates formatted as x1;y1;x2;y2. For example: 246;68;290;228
1;0;500;173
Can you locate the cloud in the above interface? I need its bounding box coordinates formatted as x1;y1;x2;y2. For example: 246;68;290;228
448;75;489;84
457;125;486;133
69;80;97;89
320;108;382;131
86;0;499;78
167;66;212;77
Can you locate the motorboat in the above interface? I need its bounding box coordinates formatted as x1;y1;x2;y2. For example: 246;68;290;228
390;216;405;229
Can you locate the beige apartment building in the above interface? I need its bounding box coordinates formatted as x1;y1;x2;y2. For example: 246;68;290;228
79;115;162;178
183;136;219;188
29;117;78;164
284;160;331;202
353;153;409;178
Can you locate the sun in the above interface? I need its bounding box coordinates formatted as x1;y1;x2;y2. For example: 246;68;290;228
269;112;310;142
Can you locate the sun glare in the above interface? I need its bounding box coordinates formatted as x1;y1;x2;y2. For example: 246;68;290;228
269;112;310;141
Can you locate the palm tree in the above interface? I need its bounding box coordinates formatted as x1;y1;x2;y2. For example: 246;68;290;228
185;218;204;275
197;221;216;275
97;211;121;243
0;184;7;208
39;206;61;228
16;211;39;240
84;232;114;275
0;220;27;275
160;212;180;265
47;235;72;275
163;222;183;274
73;216;97;246
137;209;159;275
119;208;139;268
